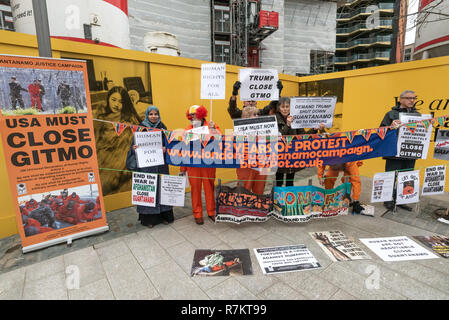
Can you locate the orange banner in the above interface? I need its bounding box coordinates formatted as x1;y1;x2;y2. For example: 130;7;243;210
0;54;107;252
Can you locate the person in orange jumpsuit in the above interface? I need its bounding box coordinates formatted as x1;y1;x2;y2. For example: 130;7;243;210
55;200;79;225
28;79;43;111
180;105;220;225
235;106;267;195
317;161;364;214
76;201;99;223
25;199;39;212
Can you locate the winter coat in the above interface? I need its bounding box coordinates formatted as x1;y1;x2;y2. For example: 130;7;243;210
227;97;278;119
126;121;172;215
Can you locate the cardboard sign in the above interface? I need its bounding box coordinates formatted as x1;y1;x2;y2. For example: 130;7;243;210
233;115;278;136
396;170;420;205
434;129;449;161
290;97;337;129
131;172;157;207
134;131;164;168
396;114;432;159
239;68;279;101
360;236;439;262
254;244;321;275
160;174;186;207
422;165;446;196
371;171;396;203
201;63;226;99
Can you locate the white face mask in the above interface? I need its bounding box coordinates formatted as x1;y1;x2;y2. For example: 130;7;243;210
192;120;201;128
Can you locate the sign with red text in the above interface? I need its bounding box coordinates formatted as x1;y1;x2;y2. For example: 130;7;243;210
131;172;157;207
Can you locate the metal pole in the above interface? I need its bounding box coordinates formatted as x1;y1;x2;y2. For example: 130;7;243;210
32;0;52;57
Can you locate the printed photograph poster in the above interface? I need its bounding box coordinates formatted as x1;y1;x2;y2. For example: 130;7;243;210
0;54;107;252
233;115;279;136
396;170;420;205
160;174;186;207
253;244;321;275
371;171;396;203
396;114;432;159
239;68;279;101
134;131;164;168
131;172;157;207
433;129;449;161
290;97;337;129
421;165;446;196
359;236;439;262
310;230;371;261
191;249;253;277
201;63;226;100
413;235;449;259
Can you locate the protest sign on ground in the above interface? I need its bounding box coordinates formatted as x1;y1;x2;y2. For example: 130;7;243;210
413;235;449;259
190;249;253;276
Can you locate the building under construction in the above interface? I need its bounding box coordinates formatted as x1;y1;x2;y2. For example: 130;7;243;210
128;0;337;75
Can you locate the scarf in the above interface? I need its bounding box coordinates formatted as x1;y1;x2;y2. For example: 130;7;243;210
142;105;161;128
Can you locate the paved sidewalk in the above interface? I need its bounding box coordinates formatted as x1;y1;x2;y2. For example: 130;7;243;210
0;172;448;300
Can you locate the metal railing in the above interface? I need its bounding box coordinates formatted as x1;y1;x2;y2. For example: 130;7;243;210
337;3;395;19
336;35;392;49
336;19;393;34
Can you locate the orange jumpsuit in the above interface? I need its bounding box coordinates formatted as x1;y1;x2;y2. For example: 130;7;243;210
317;161;362;201
180;121;220;219
236;168;267;195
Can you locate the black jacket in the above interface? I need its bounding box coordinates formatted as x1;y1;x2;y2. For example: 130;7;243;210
227;97;278;119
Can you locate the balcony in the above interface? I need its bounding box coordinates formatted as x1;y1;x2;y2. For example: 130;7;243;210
337;3;394;21
336;35;392;50
336;19;393;36
333;51;391;64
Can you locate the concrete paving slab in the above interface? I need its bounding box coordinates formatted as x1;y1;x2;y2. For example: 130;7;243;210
63;246;105;289
148;225;187;249
293;273;340;300
177;225;224;249
95;240;131;263
0;267;25;300
329;289;357;300
257;282;308;300
25;256;65;283
205;277;258;300
123;233;171;270
23;272;68;300
68;278;115;300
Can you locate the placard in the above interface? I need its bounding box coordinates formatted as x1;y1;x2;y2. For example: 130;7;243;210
371;171;396;203
201;63;226;99
239;68;279;101
433;129;449;161
396;114;432;159
160;174;186;207
191;249;253;276
290;97;337;129
0;54;107;253
253;244;321;275
359;236;439;262
413;235;449;259
396;170;420;204
134;131;164;168
310;230;371;261
233;115;278;136
421;165;446;196
131;172;157;207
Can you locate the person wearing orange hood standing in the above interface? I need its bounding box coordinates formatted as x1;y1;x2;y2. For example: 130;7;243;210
317;161;364;214
180;105;221;225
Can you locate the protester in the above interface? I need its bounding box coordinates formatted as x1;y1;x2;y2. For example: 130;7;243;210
95;86;142;195
180;105;220;225
317;161;364;214
380;89;420;211
126;105;174;228
227;80;283;118
275;97;325;187
235;105;268;194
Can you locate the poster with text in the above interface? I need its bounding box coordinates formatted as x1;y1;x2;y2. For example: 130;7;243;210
433;129;449;161
421;165;446;196
0;54;107;252
290;97;337;129
254;244;321;275
201;63;226;100
360;236;439;262
239;68;279;101
396;114;432;159
396;170;420;205
310;230;371;261
160;174;186;207
371;171;396;203
233;115;279;136
131;172;157;207
134;131;164;168
191;249;253;276
413;235;449;259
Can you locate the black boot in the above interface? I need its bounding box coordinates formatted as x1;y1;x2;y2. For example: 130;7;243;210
351;201;363;214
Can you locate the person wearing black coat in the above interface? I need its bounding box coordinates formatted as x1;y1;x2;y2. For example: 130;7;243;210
126;105;174;227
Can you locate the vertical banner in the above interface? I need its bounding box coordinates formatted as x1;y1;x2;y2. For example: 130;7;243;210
200;63;226;100
371;171;396;203
421;165;446;196
0;54;107;253
131;172;157;207
238;68;279;101
290;97;337;129
396;170;420;205
396;114;432;159
433;129;449;160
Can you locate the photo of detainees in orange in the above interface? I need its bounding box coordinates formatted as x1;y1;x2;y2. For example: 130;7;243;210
0;66;88;116
402;180;415;195
18;184;101;237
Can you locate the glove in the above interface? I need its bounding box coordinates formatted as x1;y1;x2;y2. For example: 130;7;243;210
232;81;241;96
277;80;283;94
351;201;363;214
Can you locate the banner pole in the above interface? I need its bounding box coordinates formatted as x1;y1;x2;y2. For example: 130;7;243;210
210;99;213;122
